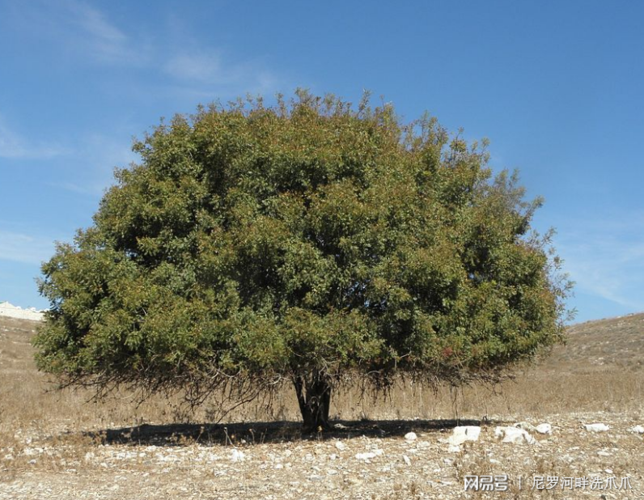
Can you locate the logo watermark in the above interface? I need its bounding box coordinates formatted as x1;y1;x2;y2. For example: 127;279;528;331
464;474;633;492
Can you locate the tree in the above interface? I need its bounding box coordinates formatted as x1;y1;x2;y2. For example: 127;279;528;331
34;91;572;430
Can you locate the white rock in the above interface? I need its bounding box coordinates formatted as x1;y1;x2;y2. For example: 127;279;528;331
230;449;245;462
403;455;411;466
495;426;536;444
404;432;418;442
335;441;346;451
536;424;552;435
447;445;462;453
584;423;610;432
355;452;377;461
629;425;644;434
448;426;481;446
515;422;537;432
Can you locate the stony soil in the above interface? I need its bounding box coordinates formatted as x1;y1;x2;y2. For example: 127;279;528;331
1;411;643;499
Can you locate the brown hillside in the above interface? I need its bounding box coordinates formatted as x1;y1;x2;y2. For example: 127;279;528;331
538;312;644;373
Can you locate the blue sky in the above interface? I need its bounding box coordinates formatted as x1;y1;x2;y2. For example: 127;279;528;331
1;0;643;323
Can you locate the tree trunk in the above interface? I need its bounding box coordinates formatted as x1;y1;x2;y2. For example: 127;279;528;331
292;371;332;431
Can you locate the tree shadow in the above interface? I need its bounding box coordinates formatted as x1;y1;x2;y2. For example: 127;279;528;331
83;417;505;447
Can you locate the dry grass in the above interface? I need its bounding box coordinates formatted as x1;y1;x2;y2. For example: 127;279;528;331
1;313;643;498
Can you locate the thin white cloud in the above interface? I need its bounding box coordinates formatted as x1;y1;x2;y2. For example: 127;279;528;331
163;52;281;94
0;116;69;160
67;1;126;44
50;133;139;196
164;53;227;84
11;1;283;95
10;0;150;66
0;230;56;265
65;0;157;66
556;211;644;311
64;0;132;62
50;181;107;197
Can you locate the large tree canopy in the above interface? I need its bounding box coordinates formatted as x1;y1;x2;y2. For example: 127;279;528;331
35;91;571;429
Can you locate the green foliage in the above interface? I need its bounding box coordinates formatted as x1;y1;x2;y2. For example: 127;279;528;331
34;90;572;409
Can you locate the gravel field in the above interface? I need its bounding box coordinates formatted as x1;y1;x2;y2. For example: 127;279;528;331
2;412;643;499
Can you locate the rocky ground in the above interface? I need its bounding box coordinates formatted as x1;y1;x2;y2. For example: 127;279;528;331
1;411;643;499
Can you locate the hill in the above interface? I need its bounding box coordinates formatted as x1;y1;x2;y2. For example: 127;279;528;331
540;313;644;373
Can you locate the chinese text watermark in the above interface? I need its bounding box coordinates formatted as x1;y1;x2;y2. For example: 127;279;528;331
464;474;633;492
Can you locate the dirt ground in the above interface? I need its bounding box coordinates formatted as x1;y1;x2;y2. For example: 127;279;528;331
1;314;643;499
